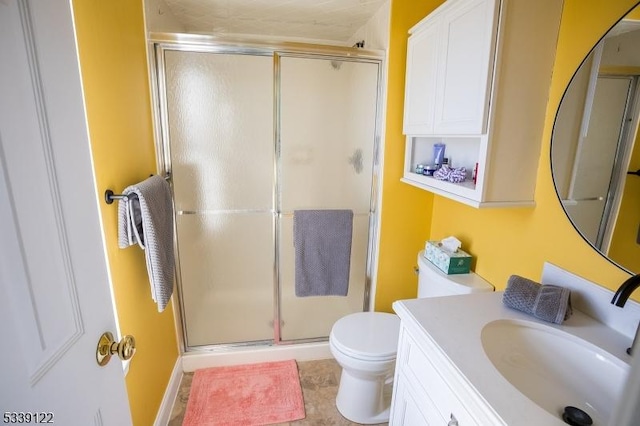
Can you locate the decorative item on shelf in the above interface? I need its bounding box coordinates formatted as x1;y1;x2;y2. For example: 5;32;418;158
433;165;467;183
473;162;479;184
423;165;437;176
433;164;451;180
415;164;425;174
433;143;446;168
448;167;467;183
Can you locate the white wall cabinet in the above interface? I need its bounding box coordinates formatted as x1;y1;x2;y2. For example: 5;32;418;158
401;0;563;207
403;0;497;136
403;17;439;135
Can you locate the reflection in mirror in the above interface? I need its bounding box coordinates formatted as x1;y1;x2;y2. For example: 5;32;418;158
552;4;640;274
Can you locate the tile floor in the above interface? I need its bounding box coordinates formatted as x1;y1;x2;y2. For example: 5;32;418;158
168;358;389;426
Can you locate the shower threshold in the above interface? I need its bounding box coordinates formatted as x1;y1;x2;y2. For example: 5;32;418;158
181;340;332;372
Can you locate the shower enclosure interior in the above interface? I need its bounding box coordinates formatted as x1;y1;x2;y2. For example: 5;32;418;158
150;35;383;350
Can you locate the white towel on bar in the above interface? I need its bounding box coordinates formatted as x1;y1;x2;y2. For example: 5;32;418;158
117;175;174;312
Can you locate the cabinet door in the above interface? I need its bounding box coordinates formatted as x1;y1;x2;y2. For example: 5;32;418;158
433;0;498;134
403;17;439;135
390;375;442;425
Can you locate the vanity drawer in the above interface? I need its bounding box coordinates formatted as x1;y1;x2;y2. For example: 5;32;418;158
397;328;478;426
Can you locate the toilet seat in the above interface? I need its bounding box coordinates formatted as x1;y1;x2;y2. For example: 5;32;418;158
330;312;400;362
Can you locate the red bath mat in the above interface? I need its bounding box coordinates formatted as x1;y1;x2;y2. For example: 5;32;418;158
182;359;306;426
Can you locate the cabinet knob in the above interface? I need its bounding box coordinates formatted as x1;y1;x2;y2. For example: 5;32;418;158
448;413;459;426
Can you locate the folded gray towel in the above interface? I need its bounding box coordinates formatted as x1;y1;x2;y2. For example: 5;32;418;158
117;175;174;312
534;285;573;324
293;209;353;297
503;275;572;324
503;275;540;315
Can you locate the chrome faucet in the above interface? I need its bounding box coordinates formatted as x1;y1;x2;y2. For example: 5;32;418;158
611;274;640;355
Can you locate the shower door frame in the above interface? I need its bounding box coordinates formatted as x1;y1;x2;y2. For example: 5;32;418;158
148;33;384;353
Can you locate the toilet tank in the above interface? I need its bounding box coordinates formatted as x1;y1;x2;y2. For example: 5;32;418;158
417;250;494;298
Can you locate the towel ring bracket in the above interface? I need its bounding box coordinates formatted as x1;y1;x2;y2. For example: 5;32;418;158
104;189;129;204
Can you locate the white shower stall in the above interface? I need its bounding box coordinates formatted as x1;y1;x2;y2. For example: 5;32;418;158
150;35;383;350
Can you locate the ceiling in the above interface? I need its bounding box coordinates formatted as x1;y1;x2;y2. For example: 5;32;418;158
162;0;387;42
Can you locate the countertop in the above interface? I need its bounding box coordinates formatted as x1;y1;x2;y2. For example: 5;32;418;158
392;292;632;425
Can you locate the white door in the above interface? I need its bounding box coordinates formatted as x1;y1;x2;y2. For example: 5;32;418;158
0;1;132;425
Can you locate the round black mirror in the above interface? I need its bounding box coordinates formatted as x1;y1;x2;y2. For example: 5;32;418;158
551;3;640;274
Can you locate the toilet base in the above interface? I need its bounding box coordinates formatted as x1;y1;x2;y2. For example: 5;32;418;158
335;368;393;424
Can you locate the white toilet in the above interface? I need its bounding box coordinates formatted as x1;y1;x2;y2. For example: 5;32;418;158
329;250;494;424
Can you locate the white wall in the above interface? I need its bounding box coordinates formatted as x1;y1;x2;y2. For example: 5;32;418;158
144;0;185;33
602;27;640;67
349;0;390;50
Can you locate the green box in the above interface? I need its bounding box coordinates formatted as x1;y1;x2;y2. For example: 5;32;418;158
424;241;472;274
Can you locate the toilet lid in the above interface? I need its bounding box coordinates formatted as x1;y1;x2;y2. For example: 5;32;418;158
330;312;400;361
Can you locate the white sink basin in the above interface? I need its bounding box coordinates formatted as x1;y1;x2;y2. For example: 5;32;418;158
481;319;629;425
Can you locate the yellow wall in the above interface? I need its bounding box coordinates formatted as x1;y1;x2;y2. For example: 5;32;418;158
609;128;640;273
374;0;445;312
376;0;639;311
72;0;179;424
628;5;640;19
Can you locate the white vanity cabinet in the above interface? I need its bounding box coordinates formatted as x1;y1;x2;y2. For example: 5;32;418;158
390;317;505;426
401;0;563;207
390;286;632;426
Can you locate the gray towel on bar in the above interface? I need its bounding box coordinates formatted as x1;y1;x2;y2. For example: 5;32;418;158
503;275;572;324
117;175;175;312
293;210;353;297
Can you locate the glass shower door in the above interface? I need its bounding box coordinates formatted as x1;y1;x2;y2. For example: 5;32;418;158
163;50;275;347
277;56;380;341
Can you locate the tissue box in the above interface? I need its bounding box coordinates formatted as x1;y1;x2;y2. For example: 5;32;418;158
424;241;472;274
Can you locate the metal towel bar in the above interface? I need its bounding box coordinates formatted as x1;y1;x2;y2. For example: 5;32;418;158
176;210;372;216
104;174;171;204
279;211;370;217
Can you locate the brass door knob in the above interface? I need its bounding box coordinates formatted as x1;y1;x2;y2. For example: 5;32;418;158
96;331;136;366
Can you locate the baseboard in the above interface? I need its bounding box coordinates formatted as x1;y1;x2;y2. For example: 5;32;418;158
154;356;183;426
181;341;332;372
